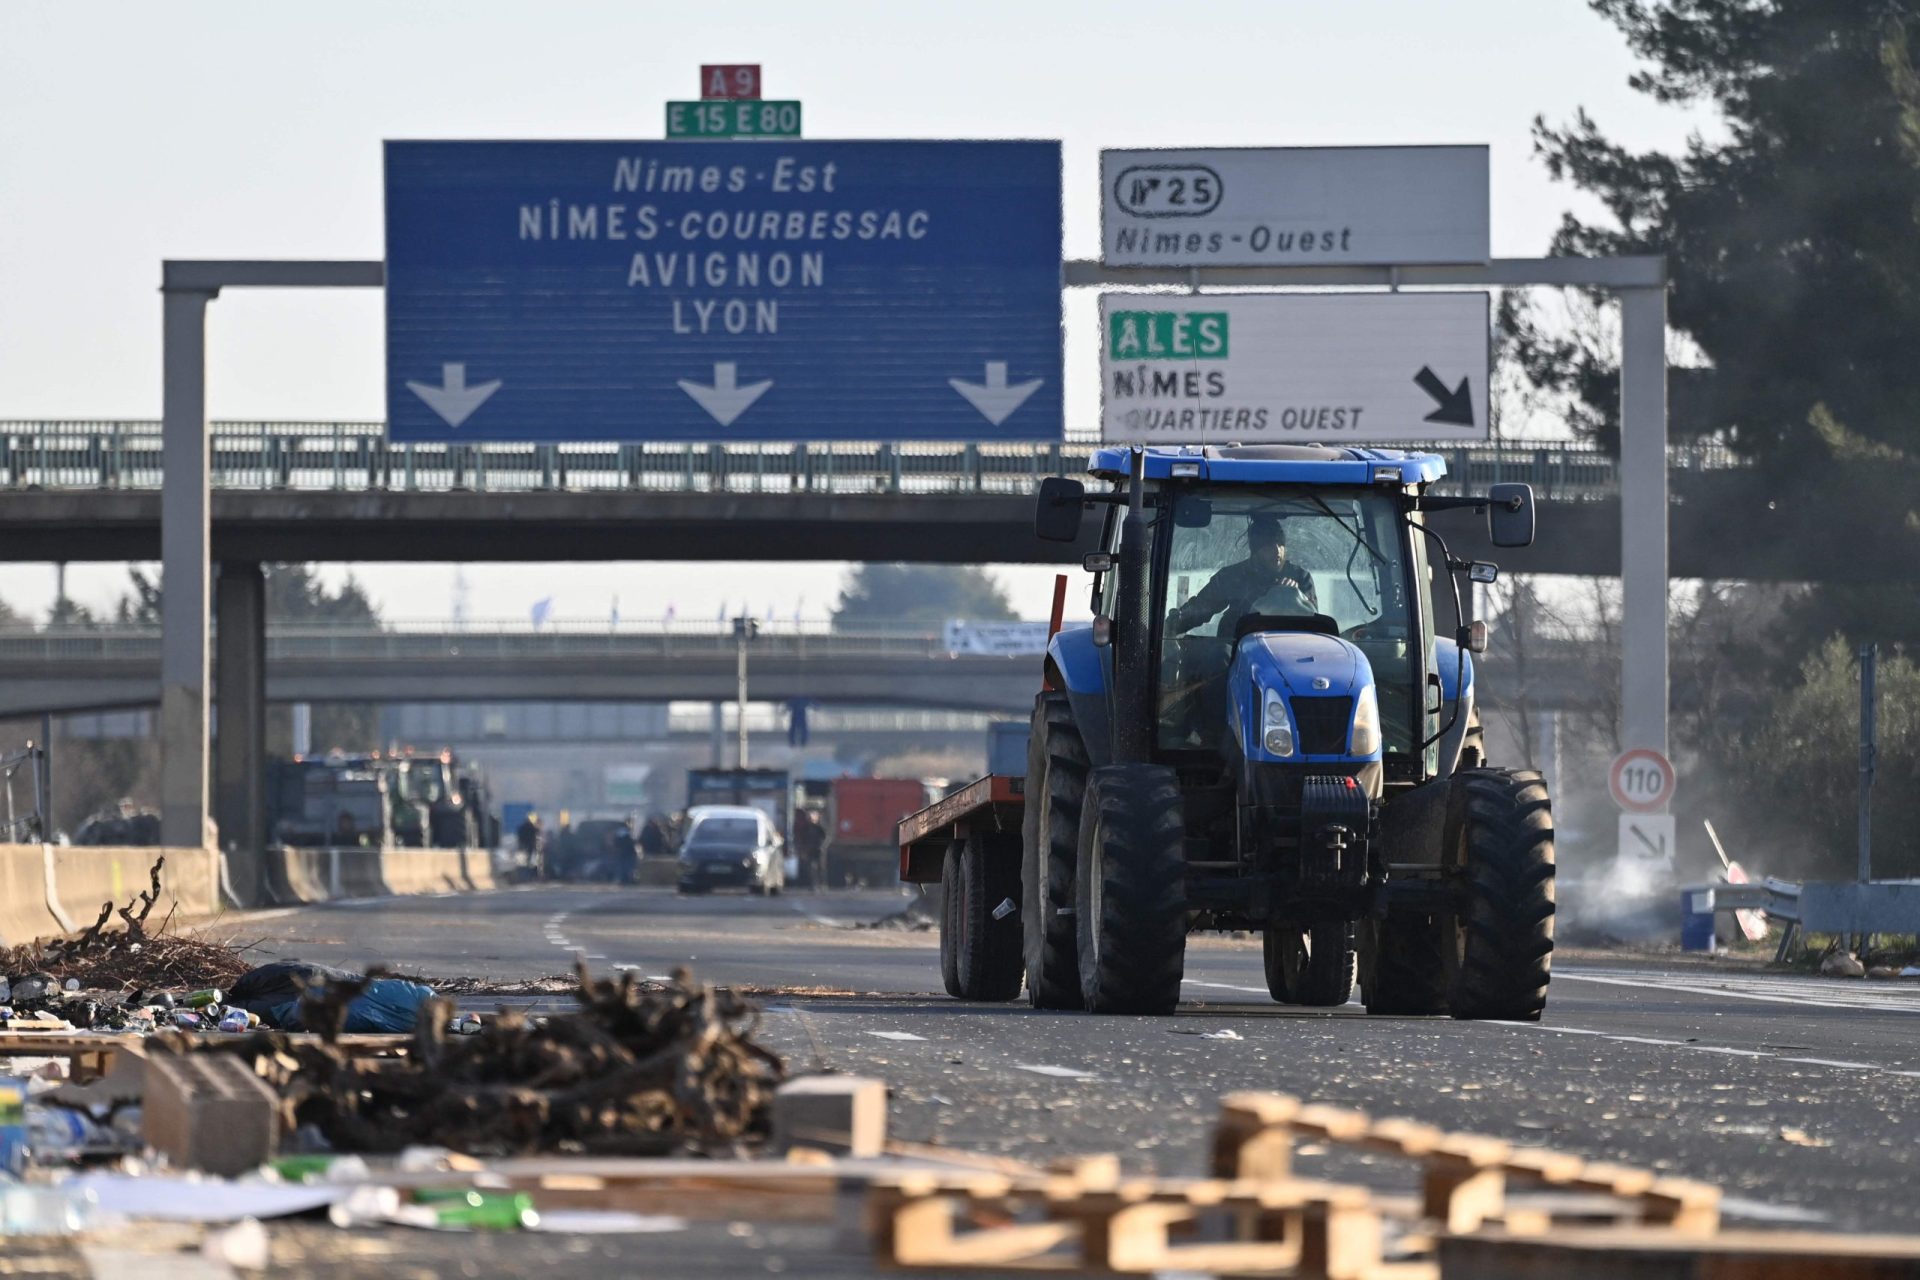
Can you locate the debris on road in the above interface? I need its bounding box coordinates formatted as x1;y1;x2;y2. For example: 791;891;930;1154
1821;950;1867;978
167;960;786;1157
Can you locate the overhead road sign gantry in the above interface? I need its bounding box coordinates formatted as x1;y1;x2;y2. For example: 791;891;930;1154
384;140;1062;442
1101;145;1488;268
1100;292;1489;444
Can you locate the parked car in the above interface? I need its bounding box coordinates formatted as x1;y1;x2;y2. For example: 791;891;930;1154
676;805;784;896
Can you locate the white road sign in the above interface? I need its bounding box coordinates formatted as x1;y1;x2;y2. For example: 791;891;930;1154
1099;293;1490;444
1619;812;1676;866
944;620;1051;657
1101;146;1488;268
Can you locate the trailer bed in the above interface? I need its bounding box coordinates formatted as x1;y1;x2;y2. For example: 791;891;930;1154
895;774;1025;884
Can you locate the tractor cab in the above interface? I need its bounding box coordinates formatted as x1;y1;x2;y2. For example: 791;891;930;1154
1025;444;1553;1021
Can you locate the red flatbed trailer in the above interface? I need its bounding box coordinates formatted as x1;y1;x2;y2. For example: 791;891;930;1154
896;774;1028;1001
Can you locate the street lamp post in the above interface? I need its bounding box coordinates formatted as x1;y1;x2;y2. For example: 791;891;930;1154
733;616;758;768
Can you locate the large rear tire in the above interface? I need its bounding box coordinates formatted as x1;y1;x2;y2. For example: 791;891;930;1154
1074;764;1187;1015
1022;694;1086;1010
1360;914;1448;1015
1265;922;1356;1006
941;835;1025;1002
1444;769;1555;1022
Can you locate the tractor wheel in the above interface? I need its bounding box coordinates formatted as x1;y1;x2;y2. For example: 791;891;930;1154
1022;693;1087;1010
1074;763;1187;1015
941;835;1024;1002
1264;922;1356;1006
1444;769;1555;1022
1360;914;1449;1015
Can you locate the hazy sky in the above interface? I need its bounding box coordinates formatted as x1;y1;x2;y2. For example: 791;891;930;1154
0;1;1712;624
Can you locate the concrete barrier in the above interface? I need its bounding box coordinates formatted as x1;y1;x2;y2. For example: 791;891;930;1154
0;844;63;946
382;850;466;895
335;848;389;898
47;845;221;934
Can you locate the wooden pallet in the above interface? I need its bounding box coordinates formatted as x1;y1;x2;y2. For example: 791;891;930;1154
0;1030;413;1083
871;1091;1920;1277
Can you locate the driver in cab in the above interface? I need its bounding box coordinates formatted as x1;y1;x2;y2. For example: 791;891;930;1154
1168;515;1318;638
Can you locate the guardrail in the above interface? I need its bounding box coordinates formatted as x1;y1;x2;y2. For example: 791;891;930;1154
0;421;1743;500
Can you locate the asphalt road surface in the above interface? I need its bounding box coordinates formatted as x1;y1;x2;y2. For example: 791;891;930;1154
223;882;1920;1256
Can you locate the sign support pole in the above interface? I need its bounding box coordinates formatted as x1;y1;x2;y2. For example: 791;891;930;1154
159;280;215;850
1618;284;1670;771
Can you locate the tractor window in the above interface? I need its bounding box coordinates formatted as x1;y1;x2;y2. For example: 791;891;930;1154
1156;487;1418;758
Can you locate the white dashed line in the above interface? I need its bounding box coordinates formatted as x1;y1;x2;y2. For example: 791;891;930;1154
1555;968;1920;1014
866;1030;927;1042
1013;1064;1101;1080
1780;1057;1879;1071
1512;1023;1912;1078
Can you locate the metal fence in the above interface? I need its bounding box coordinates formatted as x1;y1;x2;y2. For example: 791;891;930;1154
0;744;47;843
0;420;1743;501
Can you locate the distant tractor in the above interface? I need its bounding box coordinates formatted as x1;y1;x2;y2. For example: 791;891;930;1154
899;445;1554;1021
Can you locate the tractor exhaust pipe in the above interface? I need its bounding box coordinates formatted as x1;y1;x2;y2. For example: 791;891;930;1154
1112;448;1154;765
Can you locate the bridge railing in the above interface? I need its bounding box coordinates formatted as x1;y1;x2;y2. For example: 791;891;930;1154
0;421;1743;500
0;623;979;663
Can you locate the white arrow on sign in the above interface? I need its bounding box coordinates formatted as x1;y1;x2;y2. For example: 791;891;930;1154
1618;812;1676;864
949;361;1042;426
406;363;502;429
678;362;773;427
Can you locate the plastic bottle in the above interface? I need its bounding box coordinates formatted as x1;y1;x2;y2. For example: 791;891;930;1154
0;1184;102;1235
0;977;11;1004
25;1107;108;1162
218;1008;250;1034
0;1079;25;1176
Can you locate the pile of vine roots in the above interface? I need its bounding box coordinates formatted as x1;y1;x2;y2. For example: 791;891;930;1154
164;962;787;1156
0;856;253;998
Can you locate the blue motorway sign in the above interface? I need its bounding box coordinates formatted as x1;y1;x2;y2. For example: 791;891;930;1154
384;141;1062;442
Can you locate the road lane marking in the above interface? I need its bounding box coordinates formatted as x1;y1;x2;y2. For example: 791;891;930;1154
1514;1023;1912;1077
866;1031;928;1042
1183;980;1274;995
1555;968;1920;1014
1013;1064;1101;1080
1779;1057;1878;1071
786;901;850;929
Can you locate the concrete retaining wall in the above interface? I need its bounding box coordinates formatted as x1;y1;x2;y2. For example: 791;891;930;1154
0;842;505;944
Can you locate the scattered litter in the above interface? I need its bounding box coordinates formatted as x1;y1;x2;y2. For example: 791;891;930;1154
1201;1029;1244;1041
65;1172;349;1223
991;898;1016;920
1819;951;1865;978
1777;1126;1832;1148
172;962;785;1157
529;1209;687;1234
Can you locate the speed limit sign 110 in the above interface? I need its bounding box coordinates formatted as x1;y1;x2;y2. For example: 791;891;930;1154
1610;748;1675;813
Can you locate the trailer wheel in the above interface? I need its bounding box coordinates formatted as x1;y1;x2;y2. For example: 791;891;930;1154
1022;694;1086;1010
1360;914;1448;1015
941;835;1024;1002
1444;769;1555;1022
1264;922;1356;1006
1075;763;1187;1015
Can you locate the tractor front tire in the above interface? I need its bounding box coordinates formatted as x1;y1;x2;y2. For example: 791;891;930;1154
1022;694;1086;1010
941;835;1024;1002
1265;922;1356;1007
1444;769;1555;1022
1074;763;1187;1015
1360;914;1448;1015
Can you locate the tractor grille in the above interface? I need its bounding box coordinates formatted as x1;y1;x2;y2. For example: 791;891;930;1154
1290;696;1354;756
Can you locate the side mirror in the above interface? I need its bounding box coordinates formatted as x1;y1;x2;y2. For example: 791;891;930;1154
1458;621;1489;654
1487;483;1535;548
1082;552;1112;574
1035;477;1086;543
1091;616;1113;648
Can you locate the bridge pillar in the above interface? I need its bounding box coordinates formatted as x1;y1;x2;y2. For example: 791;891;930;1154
214;561;266;905
159;284;216;850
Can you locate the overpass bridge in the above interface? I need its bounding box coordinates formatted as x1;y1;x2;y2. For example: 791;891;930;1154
0;621;1603;720
3;420;1906;581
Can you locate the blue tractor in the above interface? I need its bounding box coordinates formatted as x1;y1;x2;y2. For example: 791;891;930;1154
1021;443;1553;1019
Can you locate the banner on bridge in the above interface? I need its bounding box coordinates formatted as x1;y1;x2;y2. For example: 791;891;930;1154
384;141;1063;443
944;620;1051;657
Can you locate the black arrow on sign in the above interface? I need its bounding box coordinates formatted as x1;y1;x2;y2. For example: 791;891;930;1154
1413;366;1475;427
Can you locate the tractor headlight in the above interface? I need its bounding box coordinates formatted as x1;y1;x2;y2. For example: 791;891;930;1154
1261;689;1294;758
1350;686;1381;756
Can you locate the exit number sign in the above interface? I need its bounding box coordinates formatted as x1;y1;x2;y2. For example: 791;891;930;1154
701;64;760;99
666;99;802;139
